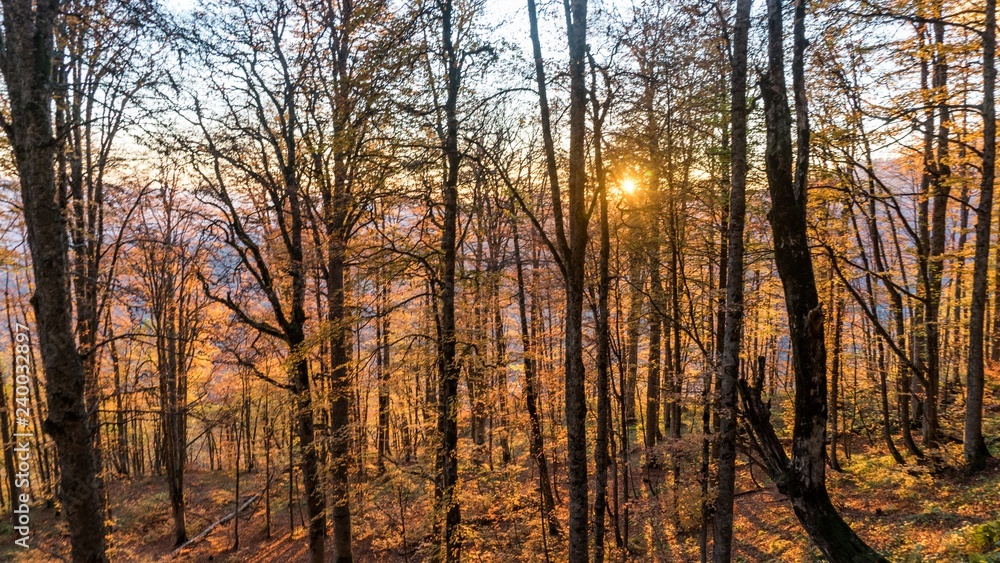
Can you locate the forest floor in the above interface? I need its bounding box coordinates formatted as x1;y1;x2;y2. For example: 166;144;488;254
1;434;999;561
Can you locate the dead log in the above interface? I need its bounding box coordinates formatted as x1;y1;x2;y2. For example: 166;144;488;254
170;493;259;557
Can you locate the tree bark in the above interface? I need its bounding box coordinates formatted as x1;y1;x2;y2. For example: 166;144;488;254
327;217;353;563
563;3;590;559
589;55;612;561
376;281;391;474
646;248;663;451
829;292;845;472
0;1;109;560
918;13;951;453
325;103;355;563
965;0;995;472
526;0;590;558
741;0;888;560
434;2;463;559
712;0;750;558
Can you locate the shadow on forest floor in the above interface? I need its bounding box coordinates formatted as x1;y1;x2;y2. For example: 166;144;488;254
2;438;1000;562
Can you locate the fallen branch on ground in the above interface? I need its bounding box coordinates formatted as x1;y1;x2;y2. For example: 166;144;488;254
170;493;259;557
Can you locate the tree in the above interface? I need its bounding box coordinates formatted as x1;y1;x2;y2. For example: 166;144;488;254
56;1;158;509
589;51;613;562
712;0;751;558
0;0;110;560
130;180;207;546
175;3;328;559
512;215;560;539
301;1;407;557
524;0;591;558
738;0;887;559
964;0;995;473
431;0;463;558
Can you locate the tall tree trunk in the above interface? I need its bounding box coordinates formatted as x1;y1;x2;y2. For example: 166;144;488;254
0;1;109;560
589;56;612;562
875;329;905;465
161;303;187;546
526;0;590;558
741;0;887;560
435;2;463;559
829;290;844;472
327;221;353;562
965;0;995;472
646;250;663;451
264;395;272;538
643;65;664;453
110;334;129;476
513;221;559;538
376;281;391;474
625;256;644;443
233;417;241;550
325;4;357;556
921;13;951;452
913;29;934;450
287;122;326;563
667;224;683;442
492;270;512;465
712;0;750;558
292;358;325;557
702;63;729;562
564;3;590;559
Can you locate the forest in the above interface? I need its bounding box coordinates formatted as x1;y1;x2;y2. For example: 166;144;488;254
0;0;997;561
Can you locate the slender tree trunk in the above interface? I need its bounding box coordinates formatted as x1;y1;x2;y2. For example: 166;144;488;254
163;315;187;546
327;167;354;563
513;222;559;538
875;332;905;464
469;241;488;451
291;353;325;563
829;291;844;472
965;0;995;472
896;300;921;457
921;13;951;452
993;245;1000;361
233;418;241;550
492;272;511;465
324;4;357;555
914;30;934;451
563;3;590;558
526;0;590;558
377;281;391;474
589;57;612;561
646;255;663;452
264;395;272;538
643;65;664;453
625;257;643;442
668;229;683;442
701;72;729;561
435;3;463;559
288;416;295;535
712;0;750;558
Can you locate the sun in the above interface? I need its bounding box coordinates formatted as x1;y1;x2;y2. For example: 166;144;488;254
621;178;637;195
